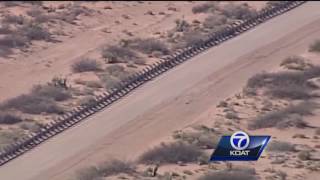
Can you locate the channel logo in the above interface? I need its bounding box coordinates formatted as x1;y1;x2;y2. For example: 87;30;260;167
210;131;270;161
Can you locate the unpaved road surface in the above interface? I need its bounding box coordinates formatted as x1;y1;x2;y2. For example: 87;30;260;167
1;2;320;180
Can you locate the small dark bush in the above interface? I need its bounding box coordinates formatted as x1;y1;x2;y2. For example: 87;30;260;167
129;38;169;55
102;45;137;63
97;159;136;177
139;142;204;164
0;112;22;124
203;14;228;29
72;58;102;73
280;56;312;71
2;14;26;25
0;35;28;48
175;19;190;32
31;85;71;101
21;24;51;41
309;40;320;52
76;166;101;180
198;170;256;180
221;3;257;20
267;141;295;152
249;101;315;129
1;94;64;114
192;3;215;14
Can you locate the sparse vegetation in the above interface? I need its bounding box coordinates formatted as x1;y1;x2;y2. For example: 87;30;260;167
0;112;22;125
0;129;25;150
192;2;217;14
139;142;204;164
221;3;257;20
198;169;256;180
309;39;320;52
280;56;313;71
246;66;320;99
31;85;71;101
97;159;136;177
72;58;102;73
267;141;295;152
128;38;170;55
75;159;135;180
102;45;138;64
249;101;315;129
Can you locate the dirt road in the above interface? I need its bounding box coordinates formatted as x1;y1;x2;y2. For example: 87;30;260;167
1;2;320;180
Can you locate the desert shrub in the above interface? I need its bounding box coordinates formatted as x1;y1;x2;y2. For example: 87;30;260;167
19;121;42;133
79;96;97;107
267;141;295;152
2;14;26;25
1;94;64;114
76;166;102;180
266;1;285;8
72;58;101;73
309;40;320;52
100;75;121;90
225;111;239;120
97;159;136;177
31;85;71;101
221;3;257;20
0;34;28;48
0;129;25;150
297;151;310;161
86;81;103;89
280;56;313;71
246;66;320;99
175;19;190;32
266;84;312;100
203;14;228;29
192;2;217;14
0;112;22;124
182;31;207;47
249;101;315;129
0;25;12;34
20;23;51;41
173;130;219;150
139;142;204;164
105;64;125;75
102;45;137;63
129;38;169;55
198;169;256;180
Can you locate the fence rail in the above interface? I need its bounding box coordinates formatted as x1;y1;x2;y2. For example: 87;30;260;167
0;1;306;166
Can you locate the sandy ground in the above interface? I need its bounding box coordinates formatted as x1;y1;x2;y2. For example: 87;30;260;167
0;2;319;180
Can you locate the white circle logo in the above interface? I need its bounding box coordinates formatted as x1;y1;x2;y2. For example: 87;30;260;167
230;131;250;150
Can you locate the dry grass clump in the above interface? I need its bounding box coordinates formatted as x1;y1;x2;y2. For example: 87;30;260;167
1;84;71;114
309;39;320;52
102;45;138;64
0;112;22;125
128;38;170;55
72;58;102;73
75;159;135;180
198;169;256;180
249;101;315;129
266;141;296;152
139;142;204;164
280;56;313;71
245;66;320;99
192;2;219;14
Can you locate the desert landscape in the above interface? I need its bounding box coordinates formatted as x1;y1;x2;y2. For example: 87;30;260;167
0;1;319;180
